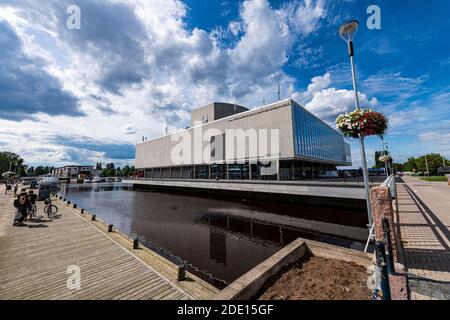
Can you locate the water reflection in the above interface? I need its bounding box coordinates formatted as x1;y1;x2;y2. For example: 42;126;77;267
60;183;368;288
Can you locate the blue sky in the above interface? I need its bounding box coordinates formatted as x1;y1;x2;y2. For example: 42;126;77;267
0;0;449;168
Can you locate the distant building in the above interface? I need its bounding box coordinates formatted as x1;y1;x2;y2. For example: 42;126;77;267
52;166;94;179
134;99;351;180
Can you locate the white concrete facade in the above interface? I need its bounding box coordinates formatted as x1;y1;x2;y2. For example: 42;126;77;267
135;99;351;170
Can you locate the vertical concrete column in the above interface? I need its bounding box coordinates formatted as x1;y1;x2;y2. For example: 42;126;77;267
208;164;211;179
291;160;295;180
169;167;172;179
277;159;280;181
226;163;229;180
180;166;183;179
370;186;398;260
249;162;252;180
193;165;196;179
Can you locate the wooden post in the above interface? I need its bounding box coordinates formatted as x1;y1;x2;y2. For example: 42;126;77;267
177;265;186;281
81;208;84;214
108;224;113;232
133;238;139;249
91;214;96;221
73;204;77;209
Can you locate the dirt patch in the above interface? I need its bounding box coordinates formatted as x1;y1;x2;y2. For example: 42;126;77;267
256;255;371;300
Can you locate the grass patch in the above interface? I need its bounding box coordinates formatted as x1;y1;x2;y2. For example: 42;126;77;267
420;176;448;182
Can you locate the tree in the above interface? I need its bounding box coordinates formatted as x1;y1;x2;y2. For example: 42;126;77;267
122;165;132;177
402;157;417;172
95;162;103;170
0;151;26;177
102;163;116;177
401;154;449;174
27;166;35;176
392;163;404;172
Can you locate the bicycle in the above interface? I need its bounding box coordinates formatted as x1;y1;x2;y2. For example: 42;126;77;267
44;199;58;218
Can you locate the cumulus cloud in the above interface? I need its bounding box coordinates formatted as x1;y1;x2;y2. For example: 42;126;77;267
0;21;82;120
292;72;378;123
121;124;138;135
0;0;327;165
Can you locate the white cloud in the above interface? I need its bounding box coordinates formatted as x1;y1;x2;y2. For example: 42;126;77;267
289;0;325;36
0;0;327;166
292;72;378;123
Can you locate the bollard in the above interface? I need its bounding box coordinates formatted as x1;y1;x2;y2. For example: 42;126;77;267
133;238;139;249
108;224;113;232
59;196;62;200
63;198;66;202
375;241;391;300
382;218;395;274
73;204;77;209
81;208;84;214
177;264;186;281
67;200;71;205
91;214;96;221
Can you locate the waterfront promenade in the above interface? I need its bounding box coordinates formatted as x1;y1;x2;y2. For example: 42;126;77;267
396;176;450;299
0;187;218;300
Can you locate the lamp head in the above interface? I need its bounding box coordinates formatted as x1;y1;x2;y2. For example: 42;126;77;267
339;20;359;42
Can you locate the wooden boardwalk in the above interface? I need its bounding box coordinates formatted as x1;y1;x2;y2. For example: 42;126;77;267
0;188;218;300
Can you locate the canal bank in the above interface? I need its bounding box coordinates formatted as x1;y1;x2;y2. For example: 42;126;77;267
124;178;369;210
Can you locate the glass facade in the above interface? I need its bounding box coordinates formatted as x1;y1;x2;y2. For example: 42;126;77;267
292;103;348;164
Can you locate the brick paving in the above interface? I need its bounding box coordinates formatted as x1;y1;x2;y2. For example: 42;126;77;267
395;176;450;299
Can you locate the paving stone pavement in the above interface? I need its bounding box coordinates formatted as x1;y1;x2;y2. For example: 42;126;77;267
395;176;450;300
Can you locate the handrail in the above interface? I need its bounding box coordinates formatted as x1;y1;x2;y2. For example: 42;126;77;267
380;174;396;199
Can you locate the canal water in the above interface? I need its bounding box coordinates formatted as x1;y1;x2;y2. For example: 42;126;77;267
59;183;369;288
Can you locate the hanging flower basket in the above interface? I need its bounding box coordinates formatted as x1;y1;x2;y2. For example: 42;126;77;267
335;109;388;138
378;155;392;164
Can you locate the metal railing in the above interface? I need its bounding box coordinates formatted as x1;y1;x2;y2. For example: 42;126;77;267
380;174;396;199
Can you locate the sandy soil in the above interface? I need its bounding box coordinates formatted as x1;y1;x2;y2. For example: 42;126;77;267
257;255;371;300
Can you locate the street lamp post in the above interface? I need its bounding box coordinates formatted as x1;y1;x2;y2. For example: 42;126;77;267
339;20;373;227
381;135;389;177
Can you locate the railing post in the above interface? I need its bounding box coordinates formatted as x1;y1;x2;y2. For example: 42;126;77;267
375;241;391;300
177;264;186;281
382;218;395;274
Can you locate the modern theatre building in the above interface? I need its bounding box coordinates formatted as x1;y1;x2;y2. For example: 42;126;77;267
135;99;351;181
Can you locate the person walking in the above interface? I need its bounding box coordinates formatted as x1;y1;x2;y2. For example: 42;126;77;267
13;182;19;196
